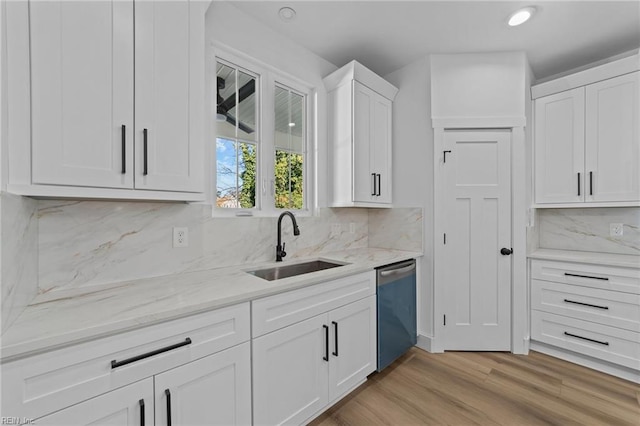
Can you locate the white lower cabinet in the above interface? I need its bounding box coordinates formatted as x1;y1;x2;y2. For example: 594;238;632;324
37;378;153;426
253;315;329;426
36;344;252;426
2;303;251;426
252;291;377;426
530;259;640;380
155;342;252;426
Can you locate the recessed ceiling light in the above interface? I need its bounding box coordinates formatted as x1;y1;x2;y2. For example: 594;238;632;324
278;7;296;22
508;6;536;27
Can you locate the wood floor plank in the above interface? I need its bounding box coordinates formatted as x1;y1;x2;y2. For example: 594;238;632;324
310;348;640;426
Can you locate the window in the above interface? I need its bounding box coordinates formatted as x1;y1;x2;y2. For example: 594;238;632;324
274;85;306;209
215;61;258;209
214;52;311;215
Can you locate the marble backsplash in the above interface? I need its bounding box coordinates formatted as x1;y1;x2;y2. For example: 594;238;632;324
1;192;38;332
537;207;640;255
369;208;423;252
37;200;423;293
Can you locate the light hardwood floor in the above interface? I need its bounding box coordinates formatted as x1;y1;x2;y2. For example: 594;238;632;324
311;348;640;426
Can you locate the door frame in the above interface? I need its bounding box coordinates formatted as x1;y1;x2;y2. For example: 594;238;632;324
431;117;528;354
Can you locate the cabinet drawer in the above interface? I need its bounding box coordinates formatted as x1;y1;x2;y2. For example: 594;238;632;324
531;259;640;294
252;271;375;337
531;279;640;332
531;311;640;370
1;302;250;420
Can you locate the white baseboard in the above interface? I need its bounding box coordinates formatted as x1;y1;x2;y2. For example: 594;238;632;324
416;333;440;353
530;341;640;384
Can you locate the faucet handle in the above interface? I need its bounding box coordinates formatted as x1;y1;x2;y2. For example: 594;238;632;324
281;243;287;259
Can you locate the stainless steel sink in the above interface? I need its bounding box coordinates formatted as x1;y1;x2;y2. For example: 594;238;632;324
247;260;346;281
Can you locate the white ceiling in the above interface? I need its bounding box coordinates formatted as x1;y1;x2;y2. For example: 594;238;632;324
229;0;640;81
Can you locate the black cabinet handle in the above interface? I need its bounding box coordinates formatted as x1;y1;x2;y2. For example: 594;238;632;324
563;299;609;310
371;173;376;196
589;171;593;195
121;125;126;174
323;324;329;361
564;332;609;346
143;128;148;176
376;174;381;196
332;321;339;357
564;273;609;281
443;150;451;163
577;172;581;196
139;399;145;426
111;338;191;369
165;389;172;426
500;248;513;255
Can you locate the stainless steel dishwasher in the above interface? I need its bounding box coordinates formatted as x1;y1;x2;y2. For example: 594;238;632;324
376;259;417;371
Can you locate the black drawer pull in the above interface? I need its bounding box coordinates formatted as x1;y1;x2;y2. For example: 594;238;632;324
323;324;329;362
564;332;609;346
332;321;339;357
371;173;376;196
564;273;609;281
139;399;145;426
589;171;593;195
376;174;381;196
563;299;609;310
111;338;192;369
577;172;580;196
143;128;149;176
165;389;172;426
121;125;126;174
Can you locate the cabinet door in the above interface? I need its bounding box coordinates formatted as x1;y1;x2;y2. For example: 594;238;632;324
534;88;585;204
134;0;204;193
154;342;251;426
253;315;329;426
353;81;375;203
585;72;640;202
36;378;152;426
328;296;377;402
371;94;392;204
30;0;134;189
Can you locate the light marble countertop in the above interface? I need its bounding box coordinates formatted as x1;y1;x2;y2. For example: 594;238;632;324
528;248;640;268
0;248;421;362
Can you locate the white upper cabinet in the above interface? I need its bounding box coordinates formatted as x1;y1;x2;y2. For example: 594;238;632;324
134;0;204;193
585;72;640;202
30;0;135;189
534;88;585;204
6;0;205;200
324;61;397;208
533;55;640;206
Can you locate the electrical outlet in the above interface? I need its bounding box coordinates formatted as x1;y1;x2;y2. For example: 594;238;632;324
610;223;623;237
173;227;189;247
330;223;341;237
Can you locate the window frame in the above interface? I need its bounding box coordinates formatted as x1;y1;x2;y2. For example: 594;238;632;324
211;45;315;217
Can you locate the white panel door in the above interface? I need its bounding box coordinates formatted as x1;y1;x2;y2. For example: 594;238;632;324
36;378;152;426
328;296;376;402
30;0;134;188
443;130;512;350
371;94;392;204
253;315;329;426
353;81;374;203
135;0;204;193
585;72;640;202
534;88;585;204
154;342;251;426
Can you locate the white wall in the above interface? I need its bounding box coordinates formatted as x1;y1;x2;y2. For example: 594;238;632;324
206;2;337;208
384;56;434;338
431;52;527;118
